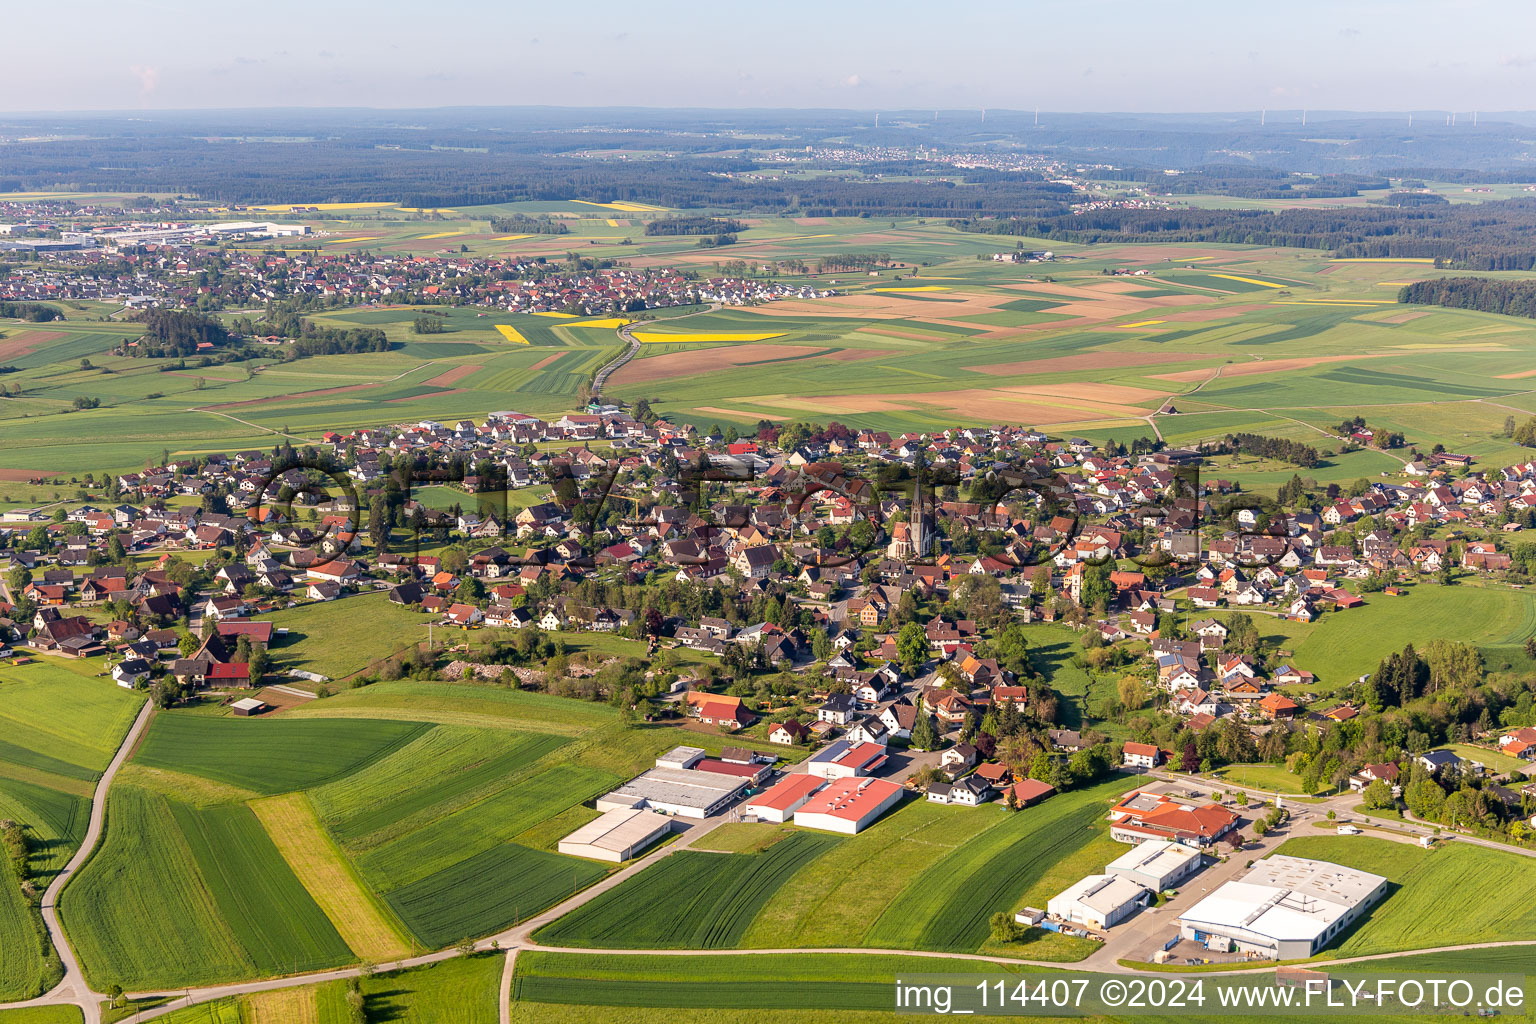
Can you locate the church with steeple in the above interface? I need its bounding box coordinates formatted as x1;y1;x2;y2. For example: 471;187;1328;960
886;450;932;560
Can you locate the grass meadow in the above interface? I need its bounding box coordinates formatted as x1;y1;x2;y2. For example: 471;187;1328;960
1273;836;1536;955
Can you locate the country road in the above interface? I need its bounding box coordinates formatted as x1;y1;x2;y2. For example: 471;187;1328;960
0;699;155;1024
590;303;720;401
6;707;1534;1023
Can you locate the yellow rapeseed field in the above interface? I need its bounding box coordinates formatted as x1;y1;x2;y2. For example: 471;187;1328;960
569;318;632;329
495;325;531;344
1208;273;1288;288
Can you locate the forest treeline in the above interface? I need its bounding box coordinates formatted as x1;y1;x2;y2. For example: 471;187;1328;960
488;214;569;235
1094;164;1391;199
1398;276;1536;317
0;301;64;322
1222;433;1322;468
643;216;748;236
950;199;1536;270
0;139;1077;216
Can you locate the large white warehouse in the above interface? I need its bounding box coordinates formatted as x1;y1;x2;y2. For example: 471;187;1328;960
1177;855;1388;959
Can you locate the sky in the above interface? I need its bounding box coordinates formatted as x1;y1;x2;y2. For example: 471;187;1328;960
6;0;1536;113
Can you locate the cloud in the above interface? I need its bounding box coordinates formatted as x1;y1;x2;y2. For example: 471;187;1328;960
1339;27;1361;37
128;64;159;97
843;74;861;87
1502;54;1536;67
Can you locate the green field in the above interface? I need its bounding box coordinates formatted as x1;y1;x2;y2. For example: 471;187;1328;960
132;715;430;795
308;726;570;843
0;662;144;1000
0;1009;85;1024
1213;763;1317;794
512;951;1035;1012
262;592;435;680
385;841;609;948
356;954;504;1024
1273;836;1536;955
867;776;1139;952
63;784;351;989
535;833;842;948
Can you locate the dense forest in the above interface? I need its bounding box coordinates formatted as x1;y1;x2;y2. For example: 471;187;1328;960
134;309;229;356
0;301;63;322
1222;433;1321;468
1399;276;1536;317
951;199;1536;270
643;216;749;236
487;213;568;235
1096;164;1391;199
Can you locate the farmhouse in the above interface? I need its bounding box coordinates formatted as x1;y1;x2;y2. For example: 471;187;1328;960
1047;874;1151;930
1176;856;1388;959
744;773;827;822
792;776;904;835
1122;742;1162;769
557;807;673;863
1105;839;1204;891
596;767;747;819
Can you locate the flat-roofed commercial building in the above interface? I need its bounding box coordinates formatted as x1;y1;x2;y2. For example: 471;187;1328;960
792;776;903;834
1106;839;1204;891
744;773;827;823
1048;874;1151;930
596;767;748;819
805;740;888;780
1177;855;1388;959
557;807;673;862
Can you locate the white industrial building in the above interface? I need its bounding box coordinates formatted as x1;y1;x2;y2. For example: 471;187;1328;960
655;746;706;770
1047;874;1151;930
1106;839;1204;892
596;767;747;819
557;807;672;862
1177;855;1388;959
805;740;888;780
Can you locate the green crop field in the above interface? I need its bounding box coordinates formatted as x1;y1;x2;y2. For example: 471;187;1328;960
385;841;609;948
0;871;54;1002
353;764;618;888
513;951;1034;1013
132;715;430;795
867;776;1140;953
535;833;843;949
358;954;503;1024
64;784;345;989
309;726;570;843
1273;837;1536;955
0;661;145;1000
0;1009;85;1024
739;798;1000;948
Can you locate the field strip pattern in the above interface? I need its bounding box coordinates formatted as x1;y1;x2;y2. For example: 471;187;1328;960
251;792;414;961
